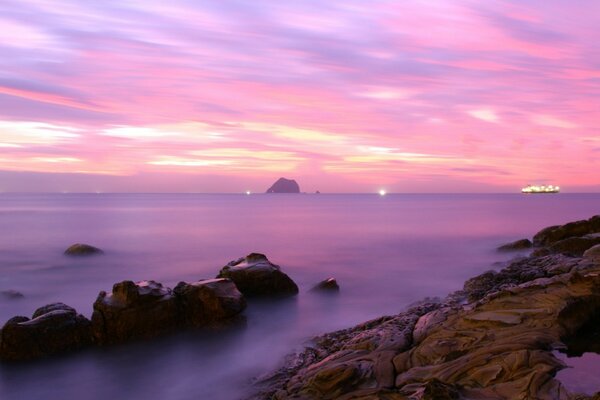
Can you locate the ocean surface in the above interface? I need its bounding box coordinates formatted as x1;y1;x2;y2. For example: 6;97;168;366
0;193;599;399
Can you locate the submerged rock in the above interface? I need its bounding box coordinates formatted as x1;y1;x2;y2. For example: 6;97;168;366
497;238;532;251
91;280;179;345
217;253;298;297
174;278;246;327
64;243;104;256
266;178;300;193
309;278;340;293
0;303;92;361
0;290;24;299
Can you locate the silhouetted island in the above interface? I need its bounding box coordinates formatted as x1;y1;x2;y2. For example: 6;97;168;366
266;177;300;193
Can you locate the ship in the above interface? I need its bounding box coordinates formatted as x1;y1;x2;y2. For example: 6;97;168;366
521;184;560;194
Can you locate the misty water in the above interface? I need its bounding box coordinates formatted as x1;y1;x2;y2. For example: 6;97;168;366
0;193;599;399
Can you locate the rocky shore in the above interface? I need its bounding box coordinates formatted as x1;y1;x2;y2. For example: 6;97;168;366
250;215;600;400
3;216;600;399
0;253;296;361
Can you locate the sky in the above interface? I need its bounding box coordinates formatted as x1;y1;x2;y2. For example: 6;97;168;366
0;0;599;193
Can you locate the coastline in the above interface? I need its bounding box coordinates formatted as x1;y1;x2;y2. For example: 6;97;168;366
249;216;600;400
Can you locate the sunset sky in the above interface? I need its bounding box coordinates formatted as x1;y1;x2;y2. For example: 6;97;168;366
1;0;599;193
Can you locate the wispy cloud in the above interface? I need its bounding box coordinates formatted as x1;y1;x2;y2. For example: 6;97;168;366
0;0;598;191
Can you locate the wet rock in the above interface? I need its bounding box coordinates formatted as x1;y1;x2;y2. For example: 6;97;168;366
266;177;300;193
497;238;532;251
0;302;92;361
310;278;339;293
64;243;104;256
217;253;298;297
174;278;246;327
91;280;179;345
533;215;600;246
0;290;24;299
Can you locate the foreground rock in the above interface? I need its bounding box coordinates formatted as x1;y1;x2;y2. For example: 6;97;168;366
0;303;91;361
64;243;104;256
251;235;600;399
217;253;299;297
266;177;301;193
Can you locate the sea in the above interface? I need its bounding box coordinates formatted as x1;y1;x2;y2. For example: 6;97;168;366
0;193;599;399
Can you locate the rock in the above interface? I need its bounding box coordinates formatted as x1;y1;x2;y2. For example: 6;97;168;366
545;235;600;257
309;278;339;293
584;244;600;260
91;280;179;345
217;253;298;297
497;238;532;251
64;243;103;256
251;236;600;399
0;290;24;299
532;215;600;246
266;178;300;193
173;278;246;327
0;303;92;361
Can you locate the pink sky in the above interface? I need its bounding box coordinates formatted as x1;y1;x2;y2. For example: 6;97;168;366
0;0;599;192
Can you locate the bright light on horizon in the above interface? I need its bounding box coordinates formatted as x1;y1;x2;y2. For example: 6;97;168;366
379;189;387;196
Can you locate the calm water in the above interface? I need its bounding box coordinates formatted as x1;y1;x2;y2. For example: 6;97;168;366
0;193;599;399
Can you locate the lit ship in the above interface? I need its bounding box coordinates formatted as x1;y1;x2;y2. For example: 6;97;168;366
521;184;560;194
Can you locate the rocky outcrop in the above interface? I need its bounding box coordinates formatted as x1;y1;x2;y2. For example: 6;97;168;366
266;178;300;193
64;243;104;256
174;278;246;327
497;238;532;251
250;219;600;400
0;303;92;361
310;278;340;293
217;253;298;297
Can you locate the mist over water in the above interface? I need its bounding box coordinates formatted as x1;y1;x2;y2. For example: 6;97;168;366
0;193;599;399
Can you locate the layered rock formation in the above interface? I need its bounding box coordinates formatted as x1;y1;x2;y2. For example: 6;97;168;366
266;178;301;193
251;215;600;400
217;253;299;297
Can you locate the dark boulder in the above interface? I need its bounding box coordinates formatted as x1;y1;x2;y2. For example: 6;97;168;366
532;215;600;246
91;280;179;345
0;303;92;361
0;290;24;299
497;239;532;252
64;243;104;256
310;278;340;293
266;177;300;193
174;278;246;327
217;253;298;297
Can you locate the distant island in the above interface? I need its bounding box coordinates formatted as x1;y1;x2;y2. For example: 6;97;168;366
266;177;300;193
